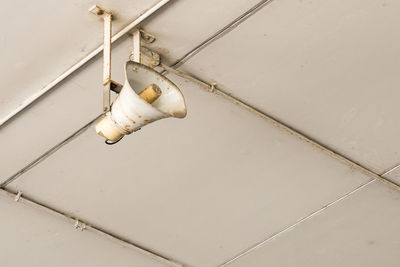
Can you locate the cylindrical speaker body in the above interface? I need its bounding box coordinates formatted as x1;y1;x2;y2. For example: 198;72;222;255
95;61;187;141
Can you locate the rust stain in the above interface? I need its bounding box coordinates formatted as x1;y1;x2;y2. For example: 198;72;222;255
146;46;170;55
123;113;136;124
123;124;132;131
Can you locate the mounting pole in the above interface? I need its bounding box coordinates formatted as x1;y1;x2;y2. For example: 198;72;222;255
90;5;157;112
103;12;112;112
131;29;141;63
89;5;117;112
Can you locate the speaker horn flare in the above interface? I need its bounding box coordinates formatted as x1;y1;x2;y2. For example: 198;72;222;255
96;61;187;142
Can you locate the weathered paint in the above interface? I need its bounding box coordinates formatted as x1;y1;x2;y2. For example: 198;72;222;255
96;61;186;141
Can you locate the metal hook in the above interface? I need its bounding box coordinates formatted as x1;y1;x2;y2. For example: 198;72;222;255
105;136;124;145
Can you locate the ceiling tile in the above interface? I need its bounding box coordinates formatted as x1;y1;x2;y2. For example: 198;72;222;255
141;0;262;65
226;181;400;267
0;36;131;184
0;0;266;184
0;0;262;119
7;75;371;266
0;0;159;117
0;189;169;267
178;0;400;173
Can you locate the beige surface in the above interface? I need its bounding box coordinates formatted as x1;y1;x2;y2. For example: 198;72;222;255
227;181;400;267
179;0;400;174
0;36;132;183
7;75;371;266
1;1;400;266
0;0;261;119
0;189;168;267
0;0;160;118
383;165;400;185
0;0;264;184
141;0;262;65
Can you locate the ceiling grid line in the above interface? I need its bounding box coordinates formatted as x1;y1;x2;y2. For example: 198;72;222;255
170;0;275;69
162;64;400;191
0;188;184;267
158;0;400;191
1;1;400;266
2;64;400;191
0;0;273;188
0;0;171;129
206;86;400;191
0;0;278;187
0;0;278;188
0;115;102;188
381;163;400;177
218;179;376;267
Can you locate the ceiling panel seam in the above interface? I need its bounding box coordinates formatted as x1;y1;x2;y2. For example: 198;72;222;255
0;0;277;187
1;0;398;193
218;179;376;267
381;163;400;177
0;0;171;129
204;85;400;191
0;115;102;188
157;0;400;191
161;64;400;192
170;0;275;69
0;188;184;267
2;66;400;192
0;0;272;130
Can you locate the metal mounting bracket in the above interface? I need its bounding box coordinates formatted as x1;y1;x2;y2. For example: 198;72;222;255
139;29;156;43
90;5;123;112
131;28;141;63
130;28;160;68
90;7;160;108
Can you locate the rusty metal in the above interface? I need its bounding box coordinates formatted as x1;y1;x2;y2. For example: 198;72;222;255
89;5;105;16
95;61;187;141
140;47;161;68
130;29;160;67
131;29;141;63
140;29;156;43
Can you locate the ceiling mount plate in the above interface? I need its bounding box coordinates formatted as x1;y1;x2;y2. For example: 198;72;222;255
89;5;110;17
140;30;156;43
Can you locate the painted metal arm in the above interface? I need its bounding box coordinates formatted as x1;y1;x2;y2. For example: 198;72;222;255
102;16;141;111
103;12;112;112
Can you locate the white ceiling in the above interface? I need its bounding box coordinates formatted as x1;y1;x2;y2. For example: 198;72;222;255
227;180;400;267
0;190;171;267
384;166;400;184
179;0;400;174
6;75;371;266
1;0;400;266
0;0;160;118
